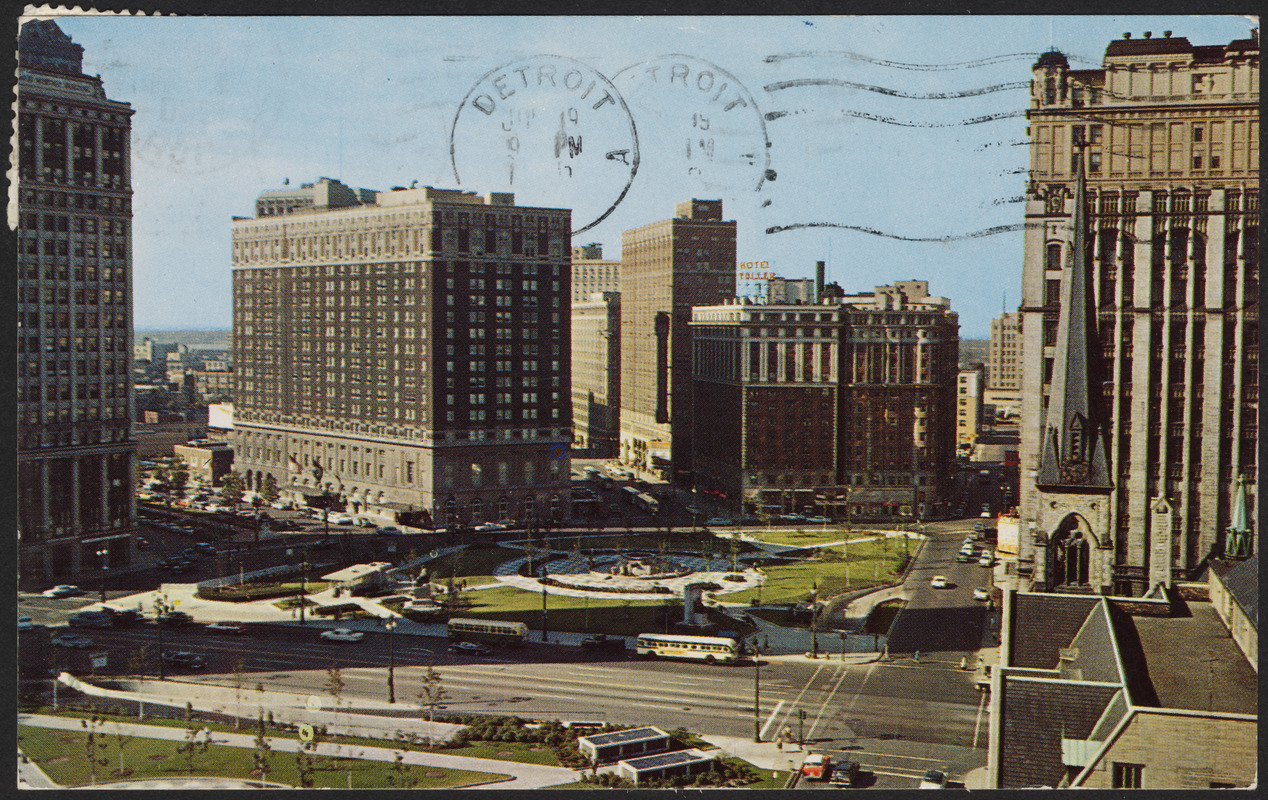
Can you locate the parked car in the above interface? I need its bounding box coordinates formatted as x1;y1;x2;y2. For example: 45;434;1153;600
18;615;35;631
195;542;217;554
68;612;115;629
828;759;861;786
929;575;949;589
330;514;356;526
474;522;506;532
978;554;994;567
42;584;83;598
800;753;830;781
448;641;490;656
803;515;831;524
206;621;245;634
354;518;376;528
972;587;990;601
321;628;365;642
955;553;973;564
918;769;948;789
52;634;93;649
307;538;335;550
182;548;201;561
375;526;403;537
102;607;144;626
136;537;150;550
162;651;207;670
157;610;193;626
580;634;625;652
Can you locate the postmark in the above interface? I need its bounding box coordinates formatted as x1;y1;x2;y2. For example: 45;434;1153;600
450;55;639;235
612;54;774;195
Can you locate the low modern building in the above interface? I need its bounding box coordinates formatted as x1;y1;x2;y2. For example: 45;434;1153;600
134;407;209;458
617;750;716;786
577;726;670;764
173;440;234;487
986;589;1257;788
571;291;620;456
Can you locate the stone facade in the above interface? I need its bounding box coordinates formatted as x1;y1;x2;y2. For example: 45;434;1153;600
571;291;620;456
16;20;137;583
1017;32;1259;596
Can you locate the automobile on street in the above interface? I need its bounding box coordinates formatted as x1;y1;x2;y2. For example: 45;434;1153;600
52;634;93;648
162;651;208;670
42;585;83;598
930;575;949;589
919;768;949;788
321;628;365;642
448;641;490;656
973;588;990;601
206;621;245;634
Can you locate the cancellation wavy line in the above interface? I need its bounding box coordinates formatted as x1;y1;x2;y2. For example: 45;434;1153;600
764;221;1043;241
765;108;1025;126
764;78;1029;99
762;50;1098;69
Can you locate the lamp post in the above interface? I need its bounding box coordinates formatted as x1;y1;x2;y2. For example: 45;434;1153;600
298;547;309;626
384;617;397;704
752;643;762;742
96;546;109;603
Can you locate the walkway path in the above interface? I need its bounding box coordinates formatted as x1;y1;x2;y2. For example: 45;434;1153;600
18;714;578;790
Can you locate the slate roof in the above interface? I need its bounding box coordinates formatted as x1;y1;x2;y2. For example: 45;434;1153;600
1222;553;1258;628
1009;593;1099;668
1063;604;1122;684
998;679;1122;788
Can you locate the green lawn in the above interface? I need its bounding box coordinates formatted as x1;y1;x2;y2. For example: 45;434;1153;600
458;585;683;636
724;539;911;605
17;725;506;789
426;546;522;579
739;527;898;547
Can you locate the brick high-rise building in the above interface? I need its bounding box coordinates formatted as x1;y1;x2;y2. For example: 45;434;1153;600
16;20;137;584
620;200;736;481
690;281;959;520
1017;31;1258;596
231;183;572;527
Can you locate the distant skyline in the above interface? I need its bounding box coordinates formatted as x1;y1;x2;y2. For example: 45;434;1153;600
30;12;1256;337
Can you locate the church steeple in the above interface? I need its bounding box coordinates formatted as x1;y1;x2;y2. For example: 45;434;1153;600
1037;144;1112;491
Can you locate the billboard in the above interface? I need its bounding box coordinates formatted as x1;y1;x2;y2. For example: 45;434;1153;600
996;513;1020;556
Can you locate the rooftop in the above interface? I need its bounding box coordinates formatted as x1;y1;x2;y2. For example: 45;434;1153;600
620;749;712;770
1127;601;1258;713
579;726;668;748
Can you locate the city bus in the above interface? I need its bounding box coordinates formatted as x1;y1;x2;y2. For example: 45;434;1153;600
635;633;739;664
634;492;660;515
447;617;528;646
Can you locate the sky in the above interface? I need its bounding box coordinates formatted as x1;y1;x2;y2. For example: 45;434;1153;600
30;12;1258;338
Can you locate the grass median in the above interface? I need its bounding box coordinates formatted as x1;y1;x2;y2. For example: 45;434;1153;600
17;724;508;789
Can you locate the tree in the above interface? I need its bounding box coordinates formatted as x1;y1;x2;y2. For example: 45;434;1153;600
416;663;448;750
252;712;271;784
220;471;245;511
126;643;153;678
113;721;133;777
295;739;319;788
230;659;247;730
169;459;189;497
259;473;281;507
386;751;417;788
175;722;211;776
324;665;345;739
81;716;110;786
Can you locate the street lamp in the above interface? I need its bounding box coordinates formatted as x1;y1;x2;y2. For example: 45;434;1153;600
96;547;109;603
752;642;762;743
298;547;309;626
384;617;397;704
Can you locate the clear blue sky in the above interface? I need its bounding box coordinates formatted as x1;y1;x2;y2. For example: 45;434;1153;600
38;13;1256;337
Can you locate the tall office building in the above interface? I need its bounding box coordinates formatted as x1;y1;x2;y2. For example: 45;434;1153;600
988;311;1022;390
571;243;620;303
571;291;621;456
957;364;986;450
231;183;572;527
690;281;958;520
620;199;736;481
1017;31;1258;596
16;20;137;584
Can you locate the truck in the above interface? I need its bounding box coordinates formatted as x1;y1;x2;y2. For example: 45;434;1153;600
800;753;830;781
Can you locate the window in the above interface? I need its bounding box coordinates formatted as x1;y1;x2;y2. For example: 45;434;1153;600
1112;763;1143;789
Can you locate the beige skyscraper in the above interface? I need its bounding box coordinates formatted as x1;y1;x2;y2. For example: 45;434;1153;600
1017;31;1258;596
619;200;736;481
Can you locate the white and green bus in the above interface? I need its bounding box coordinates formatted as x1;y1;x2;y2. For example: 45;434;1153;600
635;633;739;664
447;617;528;646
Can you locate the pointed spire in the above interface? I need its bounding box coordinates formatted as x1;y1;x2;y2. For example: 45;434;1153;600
1037;145;1112;491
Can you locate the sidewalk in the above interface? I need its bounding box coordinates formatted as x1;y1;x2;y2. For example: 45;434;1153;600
18;713;579;790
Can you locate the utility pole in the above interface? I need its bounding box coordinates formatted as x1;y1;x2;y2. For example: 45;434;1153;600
540;567;549;643
385;618;397;703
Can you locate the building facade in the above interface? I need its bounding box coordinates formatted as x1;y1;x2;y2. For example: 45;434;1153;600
16;20;137;584
1017;31;1259;596
988;311;1022;390
690;280;959;520
765;276;817;305
957;364;987;451
571;242;620;303
571;291;621;456
620;200;736;481
231;183;572;527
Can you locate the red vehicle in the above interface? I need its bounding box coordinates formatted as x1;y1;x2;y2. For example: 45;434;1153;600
801;753;830;780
